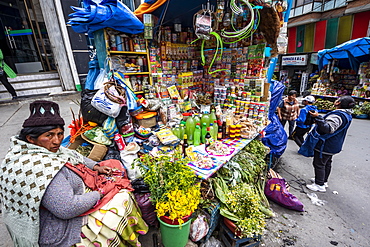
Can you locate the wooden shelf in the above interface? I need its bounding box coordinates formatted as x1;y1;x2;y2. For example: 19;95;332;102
124;72;150;75
109;51;147;55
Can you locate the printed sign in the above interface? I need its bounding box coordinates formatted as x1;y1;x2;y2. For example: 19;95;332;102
281;55;308;66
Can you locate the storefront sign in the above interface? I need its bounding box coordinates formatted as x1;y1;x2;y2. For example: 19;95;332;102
281;55;308;66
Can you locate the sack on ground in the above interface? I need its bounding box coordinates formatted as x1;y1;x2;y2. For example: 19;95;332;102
265;177;304;212
134;192;158;227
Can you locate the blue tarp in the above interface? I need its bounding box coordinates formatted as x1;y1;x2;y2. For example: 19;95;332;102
68;0;144;35
262;79;287;158
318;37;370;72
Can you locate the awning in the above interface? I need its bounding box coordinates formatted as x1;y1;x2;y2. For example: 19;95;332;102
318;37;370;71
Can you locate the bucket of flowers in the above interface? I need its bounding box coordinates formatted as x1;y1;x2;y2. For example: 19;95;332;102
137;149;201;247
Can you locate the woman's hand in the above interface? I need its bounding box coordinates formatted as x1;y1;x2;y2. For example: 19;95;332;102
93;164;113;175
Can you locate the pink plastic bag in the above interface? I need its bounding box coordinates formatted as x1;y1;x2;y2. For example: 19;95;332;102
265;177;304;212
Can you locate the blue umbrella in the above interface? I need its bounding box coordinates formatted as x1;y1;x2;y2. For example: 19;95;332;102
84;56;100;90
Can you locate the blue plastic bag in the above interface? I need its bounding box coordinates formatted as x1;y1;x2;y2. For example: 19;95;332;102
68;0;144;35
262;79;287;157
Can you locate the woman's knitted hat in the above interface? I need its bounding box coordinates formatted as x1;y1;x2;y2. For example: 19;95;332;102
22;100;65;127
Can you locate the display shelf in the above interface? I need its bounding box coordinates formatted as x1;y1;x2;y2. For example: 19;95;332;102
134;91;144;94
124;72;150;75
109;51;147;55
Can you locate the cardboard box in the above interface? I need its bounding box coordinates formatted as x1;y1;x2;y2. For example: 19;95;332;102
68;135;108;161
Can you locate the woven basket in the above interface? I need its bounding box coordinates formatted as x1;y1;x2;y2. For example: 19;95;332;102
68;134;108;161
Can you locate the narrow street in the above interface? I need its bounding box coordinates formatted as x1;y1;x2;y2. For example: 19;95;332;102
0;97;369;246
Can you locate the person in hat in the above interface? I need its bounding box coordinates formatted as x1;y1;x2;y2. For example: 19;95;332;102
277;90;300;139
0;49;18;100
291;95;317;147
304;96;355;192
0;100;148;246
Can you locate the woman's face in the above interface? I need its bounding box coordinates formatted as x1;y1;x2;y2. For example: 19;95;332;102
288;94;296;101
27;127;64;153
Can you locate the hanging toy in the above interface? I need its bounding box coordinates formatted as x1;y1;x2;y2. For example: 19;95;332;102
194;1;218;40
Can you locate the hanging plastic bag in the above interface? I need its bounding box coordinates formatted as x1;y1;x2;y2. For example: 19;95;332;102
91;86;122;118
81;89;109;125
264;177;304;212
102;117;119;139
94;68;108;90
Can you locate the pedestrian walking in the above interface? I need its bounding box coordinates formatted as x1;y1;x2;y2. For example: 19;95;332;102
0;49;17;99
303;96;355;192
0;100;147;246
277;90;300;139
291;95;317;147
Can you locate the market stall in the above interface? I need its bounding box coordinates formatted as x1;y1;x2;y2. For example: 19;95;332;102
312;38;370;110
67;0;292;246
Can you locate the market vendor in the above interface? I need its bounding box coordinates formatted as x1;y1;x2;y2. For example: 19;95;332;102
277;90;300;139
337;86;348;96
0;100;148;246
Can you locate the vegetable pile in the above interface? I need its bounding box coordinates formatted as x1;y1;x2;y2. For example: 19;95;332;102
313;98;335;110
211;139;274;239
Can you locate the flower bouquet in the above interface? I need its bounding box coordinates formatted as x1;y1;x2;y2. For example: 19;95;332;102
138;149;201;225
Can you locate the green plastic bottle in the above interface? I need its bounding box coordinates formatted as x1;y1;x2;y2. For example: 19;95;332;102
185;116;195;145
179;123;185;140
209;123;217;141
172;125;180;138
209;109;217;125
201;122;207;144
212;120;218;140
193;113;201;126
193;124;201;146
201;112;210;127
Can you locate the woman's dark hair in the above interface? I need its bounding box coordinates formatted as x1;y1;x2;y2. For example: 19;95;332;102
18;125;64;142
288;90;297;96
338;96;355;109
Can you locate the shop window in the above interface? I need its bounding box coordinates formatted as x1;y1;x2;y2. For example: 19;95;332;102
335;0;346;8
303;3;313;14
296;0;304;7
295;6;303;16
323;0;335;11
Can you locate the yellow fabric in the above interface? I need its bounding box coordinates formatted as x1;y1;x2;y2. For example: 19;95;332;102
134;0;168;18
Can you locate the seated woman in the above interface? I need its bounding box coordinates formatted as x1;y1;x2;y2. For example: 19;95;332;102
0;100;148;247
337;86;348;96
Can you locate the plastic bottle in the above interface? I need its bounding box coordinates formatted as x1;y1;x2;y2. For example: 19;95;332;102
193;113;201;126
212;120;218;140
205;127;214;148
183;134;189;156
172;125;180;139
193;124;201;146
201;112;210;127
217;120;223;140
209;123;216;141
209;109;217;125
201;122;207;144
185;116;195;145
179;123;185;140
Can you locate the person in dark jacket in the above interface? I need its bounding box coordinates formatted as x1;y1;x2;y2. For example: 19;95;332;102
305;96;355;192
277;90;300;139
292;95;317;147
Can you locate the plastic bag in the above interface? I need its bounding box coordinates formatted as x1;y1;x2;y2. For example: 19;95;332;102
190;214;210;242
264;177;304;212
199;236;224;247
102;117;119;139
91;87;122;118
120;142;142;180
81;89;108;125
134;193;158;227
94;68;108;90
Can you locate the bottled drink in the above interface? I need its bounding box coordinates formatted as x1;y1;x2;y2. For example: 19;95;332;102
193;113;201;126
185;116;195;145
209;123;216;141
212;120;218;140
172;125;180;138
209;109;217;125
201;122;207;144
179;123;185;140
222;120;227;139
217;120;223;140
193;125;201;146
201;112;210;127
183;134;189;156
205;127;214;148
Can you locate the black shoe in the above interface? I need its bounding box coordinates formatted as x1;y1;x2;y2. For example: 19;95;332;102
12;96;18;100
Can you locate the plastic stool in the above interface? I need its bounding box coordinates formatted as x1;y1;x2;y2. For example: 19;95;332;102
219;222;261;247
